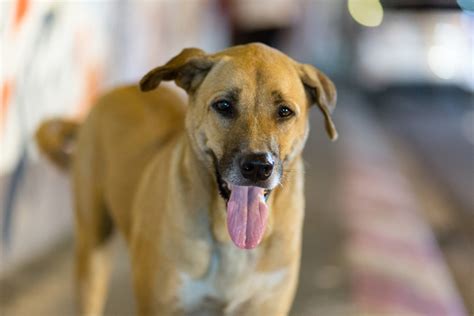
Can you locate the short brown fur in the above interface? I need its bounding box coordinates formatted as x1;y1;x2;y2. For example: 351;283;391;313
36;43;337;316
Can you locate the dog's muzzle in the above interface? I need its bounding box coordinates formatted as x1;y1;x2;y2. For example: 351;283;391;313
207;149;278;249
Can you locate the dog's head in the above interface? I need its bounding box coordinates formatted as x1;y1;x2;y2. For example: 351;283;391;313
140;43;337;249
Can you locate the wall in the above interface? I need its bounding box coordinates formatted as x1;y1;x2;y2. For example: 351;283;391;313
0;0;228;273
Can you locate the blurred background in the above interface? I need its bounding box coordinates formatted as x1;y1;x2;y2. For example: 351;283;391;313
1;0;473;315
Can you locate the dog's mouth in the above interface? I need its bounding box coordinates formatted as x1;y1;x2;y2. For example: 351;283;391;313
214;168;271;250
216;173;271;203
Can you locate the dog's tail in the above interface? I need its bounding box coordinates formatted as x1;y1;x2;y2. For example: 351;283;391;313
35;118;80;170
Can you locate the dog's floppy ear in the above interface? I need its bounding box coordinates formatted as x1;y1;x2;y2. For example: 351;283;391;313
140;48;214;93
298;64;338;141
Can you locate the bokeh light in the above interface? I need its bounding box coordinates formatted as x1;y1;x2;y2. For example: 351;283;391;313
348;0;383;27
428;45;458;79
457;0;474;15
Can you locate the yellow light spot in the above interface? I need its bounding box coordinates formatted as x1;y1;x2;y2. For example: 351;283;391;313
348;0;384;27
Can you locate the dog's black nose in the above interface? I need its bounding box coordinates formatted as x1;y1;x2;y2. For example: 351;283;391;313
240;153;274;182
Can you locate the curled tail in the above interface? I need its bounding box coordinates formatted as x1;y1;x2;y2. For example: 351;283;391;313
35;118;80;170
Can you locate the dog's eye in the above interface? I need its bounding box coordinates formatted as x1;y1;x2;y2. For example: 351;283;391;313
212;100;234;117
278;106;294;119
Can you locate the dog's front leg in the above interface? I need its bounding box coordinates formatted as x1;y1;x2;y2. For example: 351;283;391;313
131;237;182;316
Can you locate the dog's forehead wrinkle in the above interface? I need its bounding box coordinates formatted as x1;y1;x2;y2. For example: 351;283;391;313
271;90;287;105
254;69;267;113
219;87;241;102
255;69;264;87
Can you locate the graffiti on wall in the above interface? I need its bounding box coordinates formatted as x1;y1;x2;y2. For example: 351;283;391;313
0;0;228;268
0;1;115;264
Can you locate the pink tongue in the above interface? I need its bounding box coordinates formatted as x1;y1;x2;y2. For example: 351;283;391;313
226;185;268;249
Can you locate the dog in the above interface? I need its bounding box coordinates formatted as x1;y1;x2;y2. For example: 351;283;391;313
36;43;337;316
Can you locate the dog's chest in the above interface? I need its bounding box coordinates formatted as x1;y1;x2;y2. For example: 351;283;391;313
178;244;287;314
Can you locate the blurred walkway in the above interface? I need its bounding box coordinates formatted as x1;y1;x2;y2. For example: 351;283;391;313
336;102;467;316
1;91;470;315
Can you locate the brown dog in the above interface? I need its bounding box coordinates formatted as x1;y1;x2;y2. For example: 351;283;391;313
36;43;337;315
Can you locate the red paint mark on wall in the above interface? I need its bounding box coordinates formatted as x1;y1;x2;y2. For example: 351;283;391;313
13;0;30;31
0;80;14;137
72;28;103;119
74;66;102;119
